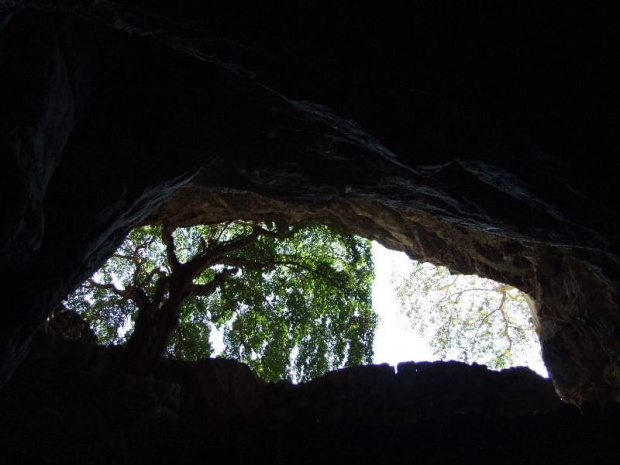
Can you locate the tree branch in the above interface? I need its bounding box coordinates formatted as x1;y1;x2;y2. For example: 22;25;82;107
124;285;152;313
183;221;305;281
211;221;231;246
86;279;152;312
85;278;125;296
253;222;298;240
161;225;180;272
112;253;141;266
497;289;514;352
217;256;277;271
185;269;237;299
183;227;262;278
216;256;347;290
444;287;496;304
152;273;170;308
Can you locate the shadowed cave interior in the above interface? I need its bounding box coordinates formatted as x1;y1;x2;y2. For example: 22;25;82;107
1;1;620;463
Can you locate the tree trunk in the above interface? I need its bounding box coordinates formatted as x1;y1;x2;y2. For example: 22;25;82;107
123;265;229;373
124;296;184;374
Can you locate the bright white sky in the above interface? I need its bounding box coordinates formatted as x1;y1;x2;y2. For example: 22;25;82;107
371;241;549;378
371;241;435;365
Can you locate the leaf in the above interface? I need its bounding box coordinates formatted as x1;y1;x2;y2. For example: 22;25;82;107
392;261;541;370
65;222;377;382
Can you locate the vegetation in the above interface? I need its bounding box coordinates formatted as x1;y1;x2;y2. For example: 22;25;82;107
65;221;376;382
392;260;541;370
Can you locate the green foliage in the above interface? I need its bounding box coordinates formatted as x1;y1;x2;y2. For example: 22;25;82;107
65;221;376;382
392;261;541;370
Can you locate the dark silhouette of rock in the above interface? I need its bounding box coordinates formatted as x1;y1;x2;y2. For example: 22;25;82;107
0;336;618;464
45;306;99;344
153;358;267;421
268;361;562;424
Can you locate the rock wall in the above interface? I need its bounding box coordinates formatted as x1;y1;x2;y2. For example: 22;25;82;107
1;0;619;407
4;334;617;464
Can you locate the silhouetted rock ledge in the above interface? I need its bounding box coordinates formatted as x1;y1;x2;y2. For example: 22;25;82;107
268;362;562;425
2;335;619;464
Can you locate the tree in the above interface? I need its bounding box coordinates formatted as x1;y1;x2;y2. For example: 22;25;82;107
392;260;541;370
65;221;376;382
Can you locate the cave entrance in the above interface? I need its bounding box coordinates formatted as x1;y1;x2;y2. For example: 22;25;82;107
57;218;547;384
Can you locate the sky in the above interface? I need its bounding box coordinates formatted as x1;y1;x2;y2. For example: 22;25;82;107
371;242;435;366
370;241;549;377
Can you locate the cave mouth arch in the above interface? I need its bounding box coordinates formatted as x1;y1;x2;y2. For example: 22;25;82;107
141;186;619;405
59;216;547;384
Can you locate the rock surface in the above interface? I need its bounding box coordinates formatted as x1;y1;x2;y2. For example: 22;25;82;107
3;335;616;464
1;0;619;410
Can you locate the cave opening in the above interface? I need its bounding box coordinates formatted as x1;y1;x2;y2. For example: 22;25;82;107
53;216;548;386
